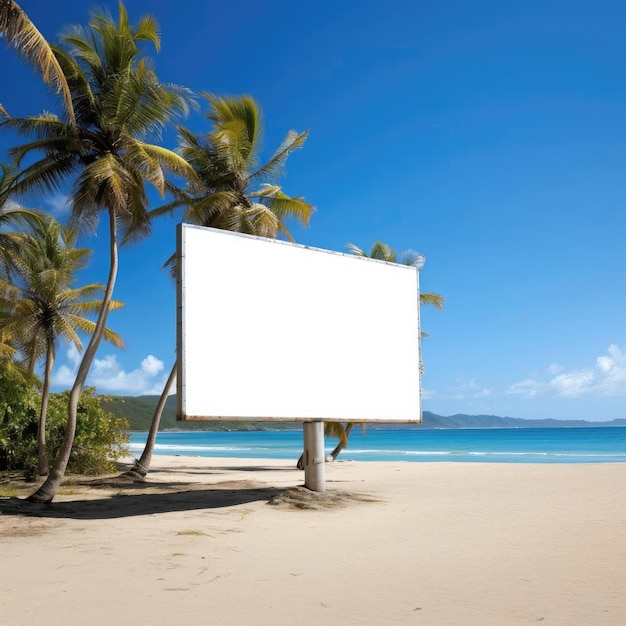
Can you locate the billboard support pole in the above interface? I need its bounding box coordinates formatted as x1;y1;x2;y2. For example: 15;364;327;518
303;421;326;492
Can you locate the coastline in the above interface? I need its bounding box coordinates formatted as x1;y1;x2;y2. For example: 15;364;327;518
2;456;625;625
128;426;626;463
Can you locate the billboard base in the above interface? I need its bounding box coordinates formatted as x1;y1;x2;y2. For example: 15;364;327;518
303;421;326;492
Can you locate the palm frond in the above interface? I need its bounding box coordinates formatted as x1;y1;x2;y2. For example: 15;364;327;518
346;243;365;257
250;130;308;182
348;242;445;315
420;292;445;310
242;203;281;239
399;249;426;268
324;421;347;445
255;187;314;228
0;0;75;122
148;195;187;219
4;214;125;367
135;141;200;189
370;241;396;262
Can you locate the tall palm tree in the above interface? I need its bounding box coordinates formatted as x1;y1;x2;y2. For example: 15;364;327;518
127;95;314;478
3;216;123;475
297;241;445;466
0;0;74;122
2;3;194;501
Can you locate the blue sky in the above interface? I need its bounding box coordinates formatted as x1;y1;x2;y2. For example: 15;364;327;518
2;0;625;420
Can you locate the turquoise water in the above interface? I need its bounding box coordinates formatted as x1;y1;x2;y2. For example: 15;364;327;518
129;427;626;463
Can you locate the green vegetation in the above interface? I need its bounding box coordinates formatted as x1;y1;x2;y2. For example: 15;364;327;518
105;395;178;431
0;368;129;480
0;358;40;480
3;215;123;476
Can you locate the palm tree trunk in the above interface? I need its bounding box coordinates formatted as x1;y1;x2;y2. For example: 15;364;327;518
28;209;119;503
297;422;354;467
125;361;176;479
37;339;54;476
328;423;353;460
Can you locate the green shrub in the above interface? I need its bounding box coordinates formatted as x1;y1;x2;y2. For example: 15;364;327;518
0;361;40;475
0;370;130;476
46;388;130;475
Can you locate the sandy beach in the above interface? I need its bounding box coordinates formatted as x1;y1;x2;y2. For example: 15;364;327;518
1;457;625;625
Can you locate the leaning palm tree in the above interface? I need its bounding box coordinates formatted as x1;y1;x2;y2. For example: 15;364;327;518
2;3;194;501
3;216;123;475
297;241;445;466
0;0;74;122
127;95;314;479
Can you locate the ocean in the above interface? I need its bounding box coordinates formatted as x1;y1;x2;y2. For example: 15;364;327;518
129;426;626;464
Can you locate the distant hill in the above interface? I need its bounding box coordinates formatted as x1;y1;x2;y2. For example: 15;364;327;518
104;395;296;431
104;395;626;431
420;411;626;429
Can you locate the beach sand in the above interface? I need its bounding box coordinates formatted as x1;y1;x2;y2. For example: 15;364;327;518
1;457;625;625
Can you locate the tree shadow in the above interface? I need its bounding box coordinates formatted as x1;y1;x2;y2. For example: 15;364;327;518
144;464;297;474
0;485;284;520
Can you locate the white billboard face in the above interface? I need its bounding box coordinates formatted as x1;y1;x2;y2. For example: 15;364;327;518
177;224;421;422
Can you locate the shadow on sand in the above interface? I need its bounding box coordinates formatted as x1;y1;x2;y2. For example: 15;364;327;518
0;482;284;521
0;464;294;520
151;464;297;475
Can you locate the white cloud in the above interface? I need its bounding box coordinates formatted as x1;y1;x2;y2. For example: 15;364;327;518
507;344;626;398
441;377;492;400
507;378;544;398
421;388;435;400
3;194;69;217
51;344;82;387
44;193;70;217
140;354;164;377
51;364;77;388
547;362;563;375
52;348;174;396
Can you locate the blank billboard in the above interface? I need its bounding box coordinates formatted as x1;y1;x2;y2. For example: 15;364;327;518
177;224;422;422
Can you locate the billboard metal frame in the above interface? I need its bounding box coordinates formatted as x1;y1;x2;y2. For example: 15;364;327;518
176;223;423;424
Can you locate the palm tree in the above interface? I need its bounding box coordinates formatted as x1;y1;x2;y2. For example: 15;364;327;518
348;242;445;312
297;241;445;466
0;162;42;275
1;163;43;360
124;361;175;478
0;0;74;122
2;216;123;475
1;3;194;501
127;95;314;478
154;93;312;251
0;293;18;362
